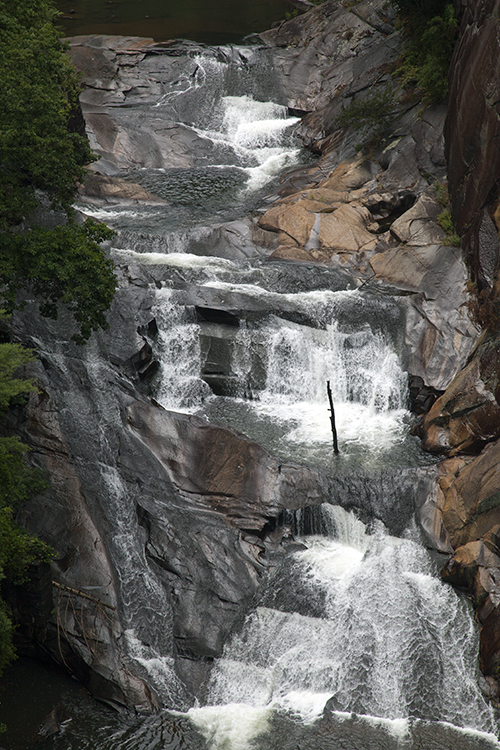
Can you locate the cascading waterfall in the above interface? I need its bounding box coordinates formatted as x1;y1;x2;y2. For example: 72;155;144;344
80;46;303;238
47;35;500;750
188;506;498;750
151;282;411;466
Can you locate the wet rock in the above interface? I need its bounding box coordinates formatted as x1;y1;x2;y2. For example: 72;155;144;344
408;375;443;415
441;540;500;589
11;279;329;707
437;439;500;550
419;331;500;455
38;708;60;738
260;0;401;139
78;171;164;204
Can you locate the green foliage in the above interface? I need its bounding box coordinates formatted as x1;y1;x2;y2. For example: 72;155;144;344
391;0;457;103
0;598;14;676
0;342;36;413
434;182;460;246
0;219;116;343
0;333;52;677
336;86;397;142
0;0;117;342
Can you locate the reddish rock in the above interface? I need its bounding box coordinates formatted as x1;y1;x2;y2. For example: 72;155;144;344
438;439;500;549
419;330;500;455
79;171;164;204
445;0;500;286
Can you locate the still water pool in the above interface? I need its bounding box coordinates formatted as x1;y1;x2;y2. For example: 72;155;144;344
55;0;293;44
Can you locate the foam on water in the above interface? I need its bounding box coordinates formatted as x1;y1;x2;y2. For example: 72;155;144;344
187;507;496;749
151;282;410;459
193;93;301;190
152;287;212;411
188;704;272;750
111;247;240;271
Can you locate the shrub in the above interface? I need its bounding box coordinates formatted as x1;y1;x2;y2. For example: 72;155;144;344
336;86;397;142
391;1;458;103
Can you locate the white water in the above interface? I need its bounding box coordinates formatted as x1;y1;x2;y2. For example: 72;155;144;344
152;284;409;460
188;506;497;749
73;41;500;750
194;93;301;190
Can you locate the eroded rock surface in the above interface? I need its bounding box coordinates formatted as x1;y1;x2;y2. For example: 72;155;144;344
12;275;328;708
445;0;500;287
10;0;500;713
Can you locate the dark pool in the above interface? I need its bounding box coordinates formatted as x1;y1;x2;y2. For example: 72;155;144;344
55;0;294;44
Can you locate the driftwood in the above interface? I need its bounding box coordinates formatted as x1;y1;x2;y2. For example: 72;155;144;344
326;381;339;455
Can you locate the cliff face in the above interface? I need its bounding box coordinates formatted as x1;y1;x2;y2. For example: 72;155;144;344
445;0;500;287
418;0;500;701
8;0;500;713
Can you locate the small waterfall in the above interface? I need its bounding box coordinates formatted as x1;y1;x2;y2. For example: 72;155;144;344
152;284;410;466
152;287;212;411
79;46;304;237
188;506;497;749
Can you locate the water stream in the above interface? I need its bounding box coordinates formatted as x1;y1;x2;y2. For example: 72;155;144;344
2;29;499;750
189;506;498;749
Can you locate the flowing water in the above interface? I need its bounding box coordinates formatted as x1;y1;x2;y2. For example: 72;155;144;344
2;24;499;750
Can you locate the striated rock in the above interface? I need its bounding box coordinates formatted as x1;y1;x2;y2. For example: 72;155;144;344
445;0;500;285
437;439;500;550
78;171;164;205
441;540;500;590
12;276;330;707
436;439;500;683
260;0;401;150
419;331;500;455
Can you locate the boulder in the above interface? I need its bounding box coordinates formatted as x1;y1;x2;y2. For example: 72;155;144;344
79;171;164;204
437;439;500;550
419;331;500;454
317;204;377;254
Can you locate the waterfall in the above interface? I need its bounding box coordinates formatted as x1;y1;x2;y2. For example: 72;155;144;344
151;283;411;467
48;35;500;750
188;506;497;750
78;46;304;238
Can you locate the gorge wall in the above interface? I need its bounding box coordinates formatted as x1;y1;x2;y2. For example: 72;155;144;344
417;0;500;700
7;0;500;713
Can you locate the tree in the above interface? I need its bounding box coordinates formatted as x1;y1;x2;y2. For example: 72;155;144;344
0;335;52;679
0;0;117;342
391;0;457;103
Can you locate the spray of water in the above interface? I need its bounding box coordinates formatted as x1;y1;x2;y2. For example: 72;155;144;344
188;506;496;749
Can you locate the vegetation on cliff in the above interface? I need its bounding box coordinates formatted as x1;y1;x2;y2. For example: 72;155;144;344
0;331;52;680
0;0;115;681
391;0;458;103
0;0;116;343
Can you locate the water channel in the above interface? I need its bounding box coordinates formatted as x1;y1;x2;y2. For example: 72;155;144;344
2;6;500;750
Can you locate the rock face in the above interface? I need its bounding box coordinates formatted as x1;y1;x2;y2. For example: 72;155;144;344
438;448;500;691
445;0;500;287
414;0;500;700
10;0;500;714
12;273;328;709
418;332;500;455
